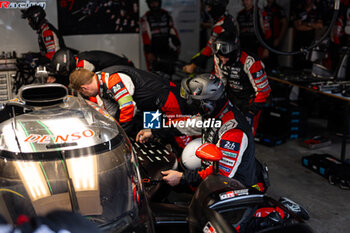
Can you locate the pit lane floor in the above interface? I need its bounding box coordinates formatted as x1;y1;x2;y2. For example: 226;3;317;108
255;119;350;233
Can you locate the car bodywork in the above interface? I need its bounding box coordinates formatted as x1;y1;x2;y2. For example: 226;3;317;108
0;84;153;232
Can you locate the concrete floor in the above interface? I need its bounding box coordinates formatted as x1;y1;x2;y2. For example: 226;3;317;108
255;135;350;233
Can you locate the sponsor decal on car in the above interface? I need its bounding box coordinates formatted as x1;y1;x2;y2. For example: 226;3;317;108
203;221;216;233
219;189;249;200
24;129;95;144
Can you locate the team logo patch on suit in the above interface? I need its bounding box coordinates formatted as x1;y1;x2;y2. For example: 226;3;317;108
257;82;269;89
112;82;125;93
218;119;238;138
220;157;235;167
115;89;127;99
222;150;237;158
219;164;232;173
220;139;240;151
44;36;53;42
121;101;133;108
253;69;264;78
255;75;267;83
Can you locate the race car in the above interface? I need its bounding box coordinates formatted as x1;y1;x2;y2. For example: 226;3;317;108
0;83;313;233
0;83;154;232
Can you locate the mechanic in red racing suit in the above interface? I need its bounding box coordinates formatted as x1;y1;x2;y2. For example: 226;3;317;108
212;32;271;135
137;74;266;190
69;65;193;149
21;6;65;64
183;0;238;73
49;48;134;85
140;0;181;75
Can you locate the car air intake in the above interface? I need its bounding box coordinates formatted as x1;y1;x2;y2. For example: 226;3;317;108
19;83;68;106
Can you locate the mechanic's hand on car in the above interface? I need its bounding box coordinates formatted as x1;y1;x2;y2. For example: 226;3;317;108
47;76;56;83
136;129;153;143
161;170;183;186
183;63;197;74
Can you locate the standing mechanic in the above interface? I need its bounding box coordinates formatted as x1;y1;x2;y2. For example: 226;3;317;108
140;0;181;75
137;74;264;190
69;65;191;146
48;48;134;85
183;0;238;74
261;0;288;70
21;6;65;64
212;32;271;135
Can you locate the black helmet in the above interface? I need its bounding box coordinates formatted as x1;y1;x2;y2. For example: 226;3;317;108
21;6;46;30
180;74;225;117
204;0;229;19
50;48;76;77
146;0;162;11
212;32;240;65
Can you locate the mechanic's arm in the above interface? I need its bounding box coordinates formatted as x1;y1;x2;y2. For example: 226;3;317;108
140;16;155;70
41;28;60;60
162;128;248;187
108;73;136;132
245;59;271;114
184;24;224;73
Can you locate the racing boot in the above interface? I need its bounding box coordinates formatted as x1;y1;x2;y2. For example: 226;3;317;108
279;197;310;220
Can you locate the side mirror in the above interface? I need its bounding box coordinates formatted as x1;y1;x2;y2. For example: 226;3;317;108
195;143;223;162
195;143;223;175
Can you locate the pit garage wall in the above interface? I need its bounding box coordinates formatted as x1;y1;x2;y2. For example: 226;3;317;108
0;1;141;68
0;0;202;70
0;0;291;69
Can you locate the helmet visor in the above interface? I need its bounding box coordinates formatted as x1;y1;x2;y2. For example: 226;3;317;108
212;40;238;56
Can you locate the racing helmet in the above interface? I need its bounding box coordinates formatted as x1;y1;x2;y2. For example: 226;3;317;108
204;0;229;19
180;73;225;117
50;48;76;76
146;0;162;11
212;32;240;65
181;138;203;170
21;6;46;30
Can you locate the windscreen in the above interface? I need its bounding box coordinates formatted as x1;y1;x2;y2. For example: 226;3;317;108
0;97;143;230
0;136;141;228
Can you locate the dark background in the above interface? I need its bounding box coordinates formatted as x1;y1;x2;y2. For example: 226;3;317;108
57;0;139;35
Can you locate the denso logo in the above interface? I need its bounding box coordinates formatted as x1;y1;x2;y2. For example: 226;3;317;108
24;129;95;144
0;1;46;9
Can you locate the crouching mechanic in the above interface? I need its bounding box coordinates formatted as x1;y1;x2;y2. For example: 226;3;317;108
137;74;266;191
69;66;190;144
212;32;271;135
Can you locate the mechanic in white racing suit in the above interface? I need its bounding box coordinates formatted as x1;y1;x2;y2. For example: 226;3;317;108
212;32;271;135
21;6;65;64
137;74;266;191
